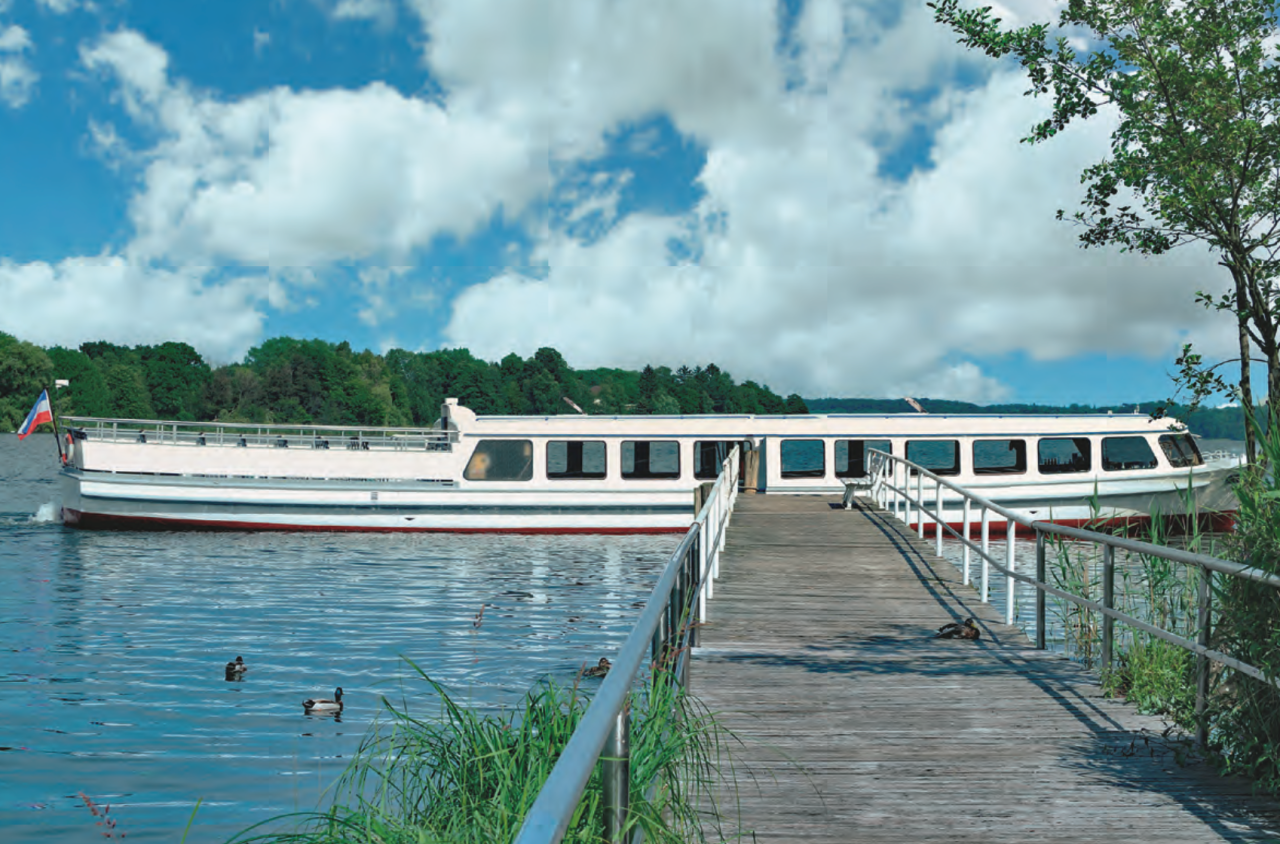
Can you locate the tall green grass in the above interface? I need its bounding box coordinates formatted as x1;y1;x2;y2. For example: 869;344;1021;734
1038;424;1280;793
1045;493;1210;691
1211;413;1280;791
229;661;738;844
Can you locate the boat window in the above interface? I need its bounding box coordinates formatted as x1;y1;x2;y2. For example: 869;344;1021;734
695;441;739;480
1102;436;1158;471
463;440;534;481
973;439;1027;475
906;440;960;476
547;441;607;479
1038;438;1091;474
781;439;826;478
835;440;892;478
622;441;680;479
1159;433;1204;468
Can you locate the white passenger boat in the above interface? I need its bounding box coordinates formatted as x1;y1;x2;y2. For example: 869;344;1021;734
58;398;1238;534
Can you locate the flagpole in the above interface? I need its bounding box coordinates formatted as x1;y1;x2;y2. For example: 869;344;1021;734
46;385;65;465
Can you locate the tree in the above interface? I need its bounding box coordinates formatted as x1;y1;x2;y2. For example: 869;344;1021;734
47;347;112;418
931;0;1280;459
140;341;210;420
637;365;659;414
0;333;54;431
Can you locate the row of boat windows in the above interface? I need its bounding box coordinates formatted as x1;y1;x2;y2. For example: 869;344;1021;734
463;440;733;481
780;433;1202;479
460;434;1203;482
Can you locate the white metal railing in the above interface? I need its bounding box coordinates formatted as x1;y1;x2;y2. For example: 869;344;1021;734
63;416;456;452
854;449;1280;747
514;446;741;844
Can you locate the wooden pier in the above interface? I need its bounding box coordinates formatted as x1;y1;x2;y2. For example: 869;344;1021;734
694;494;1280;843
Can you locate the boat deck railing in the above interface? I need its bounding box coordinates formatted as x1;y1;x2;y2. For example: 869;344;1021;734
513;447;741;844
62;416;457;452
861;449;1279;746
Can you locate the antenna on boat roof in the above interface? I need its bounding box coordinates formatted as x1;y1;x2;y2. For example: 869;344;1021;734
903;397;926;413
562;396;586;415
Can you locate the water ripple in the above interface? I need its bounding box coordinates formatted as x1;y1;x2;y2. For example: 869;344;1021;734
0;435;676;843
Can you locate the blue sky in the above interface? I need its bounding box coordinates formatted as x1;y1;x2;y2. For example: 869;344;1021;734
0;0;1240;405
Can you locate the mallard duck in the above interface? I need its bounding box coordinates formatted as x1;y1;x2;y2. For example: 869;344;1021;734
583;658;612;678
224;656;247;680
935;618;980;640
303;687;344;714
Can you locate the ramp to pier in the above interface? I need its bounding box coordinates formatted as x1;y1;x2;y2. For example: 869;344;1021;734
694;494;1280;843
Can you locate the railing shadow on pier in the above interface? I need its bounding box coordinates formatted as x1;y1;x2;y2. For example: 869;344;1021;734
513;446;1280;843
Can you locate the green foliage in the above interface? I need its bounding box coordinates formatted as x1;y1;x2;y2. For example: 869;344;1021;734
1213;411;1280;791
229;666;736;844
931;0;1280;438
0;332;54;430
47;347;112;418
1102;637;1197;726
0;335;796;430
141;341;211;421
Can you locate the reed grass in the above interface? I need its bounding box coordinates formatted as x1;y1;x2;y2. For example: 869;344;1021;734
228;660;737;844
1210;412;1280;791
1034;423;1280;793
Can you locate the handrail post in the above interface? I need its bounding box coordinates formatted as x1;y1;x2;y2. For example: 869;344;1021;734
903;463;911;530
1035;530;1046;649
916;472;924;539
1197;567;1212;747
602;707;630;844
1005;522;1016;626
981;507;990;603
935;479;944;556
962;496;972;586
893;460;901;519
698;519;709;617
1102;545;1114;671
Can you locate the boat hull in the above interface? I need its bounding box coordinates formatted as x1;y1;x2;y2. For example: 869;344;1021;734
59;472;695;534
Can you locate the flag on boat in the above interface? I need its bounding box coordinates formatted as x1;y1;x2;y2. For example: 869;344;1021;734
17;389;53;440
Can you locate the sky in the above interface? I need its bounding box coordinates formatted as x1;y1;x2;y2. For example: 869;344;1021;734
0;0;1247;405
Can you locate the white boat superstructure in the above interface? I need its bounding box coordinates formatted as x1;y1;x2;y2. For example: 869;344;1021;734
58;398;1238;533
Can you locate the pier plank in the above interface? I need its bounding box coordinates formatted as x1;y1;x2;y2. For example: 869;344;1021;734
694;494;1280;843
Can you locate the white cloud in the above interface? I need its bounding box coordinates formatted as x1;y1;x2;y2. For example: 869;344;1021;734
20;5;1238;399
0;256;267;363
81;29;169;113
440;17;1230;400
81;30;557;269
417;0;789;154
0;24;35;108
332;0;395;25
35;0;77;13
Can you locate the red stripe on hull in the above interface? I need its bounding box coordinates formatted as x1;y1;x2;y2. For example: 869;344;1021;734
60;508;689;535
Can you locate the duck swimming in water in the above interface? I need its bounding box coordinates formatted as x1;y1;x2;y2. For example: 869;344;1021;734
935;618;981;640
303;687;344;714
583;658;612;678
225;656;247;681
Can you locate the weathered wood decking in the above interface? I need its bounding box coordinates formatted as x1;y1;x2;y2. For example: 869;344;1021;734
693;494;1280;843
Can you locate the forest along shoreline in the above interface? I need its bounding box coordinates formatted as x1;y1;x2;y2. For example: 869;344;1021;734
0;331;1256;441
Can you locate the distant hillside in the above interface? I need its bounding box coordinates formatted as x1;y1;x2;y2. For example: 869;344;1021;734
805;397;1258;441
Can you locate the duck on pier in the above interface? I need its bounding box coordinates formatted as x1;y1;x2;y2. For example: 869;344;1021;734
224;656;247;680
303;687;344;714
583;658;612;678
934;618;981;640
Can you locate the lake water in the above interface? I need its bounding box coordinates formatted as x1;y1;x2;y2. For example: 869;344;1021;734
0;434;676;843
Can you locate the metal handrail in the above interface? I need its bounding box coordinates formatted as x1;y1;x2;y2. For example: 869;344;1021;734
64;416;456;451
514;446;741;844
858;449;1278;746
